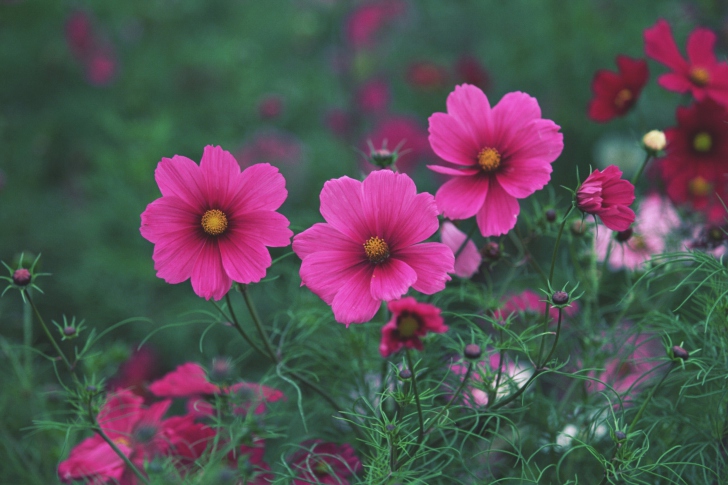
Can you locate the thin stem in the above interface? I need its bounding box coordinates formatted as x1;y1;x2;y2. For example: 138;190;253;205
23;290;33;380
630;152;652;186
240;285;278;362
25;291;74;374
627;361;674;436
213;297;267;358
87;400;149;484
405;350;425;446
454;222;478;259
424;361;473;435
542;307;563;366
490;369;542;411
492;348;506;403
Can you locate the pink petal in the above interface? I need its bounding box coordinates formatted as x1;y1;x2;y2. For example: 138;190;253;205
149;362;219;397
228;163;288;214
491;92;542;149
154;155;206;210
199;145;243;210
299;251;368;305
292;223;362;260
476;179;520;236
598;205;635;232
396;242;454;294
658;73;692;93
445;84;494;150
229;210;292;248
190;239;231;300
370;258;417;301
331;264;382;325
319;176;371;243
427;165;480;176
644;19;689;72
435;174;490;220
140;197;199;243
218;229;273;285
58;434;126;483
441;221;481;278
151;230;203;284
686;28;717;66
428;112;479;166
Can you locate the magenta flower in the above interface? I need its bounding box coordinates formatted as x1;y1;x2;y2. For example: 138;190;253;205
440;221;482;278
644;19;728;107
140;145;293;300
290;440;362;485
428;84;564;237
293;170;454;325
575;165;636;232
379;297;448;357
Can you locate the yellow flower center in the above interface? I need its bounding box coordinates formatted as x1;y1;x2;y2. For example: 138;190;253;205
477;147;501;172
689;67;710;86
614;88;633;109
114;436;131;447
397;315;420;337
201;209;228;236
363;236;390;264
688;176;712;197
693;132;712;152
630;234;647;251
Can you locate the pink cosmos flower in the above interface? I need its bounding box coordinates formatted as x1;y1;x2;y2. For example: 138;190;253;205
588;55;649;122
293;170;454;325
440;221;482;278
644;19;728;107
428;84;564;237
379;297;448;357
290;440;362;485
575;165;636;231
595;194;680;270
140;145;293;300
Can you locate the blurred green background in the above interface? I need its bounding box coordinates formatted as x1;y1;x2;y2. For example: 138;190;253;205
1;0;727;359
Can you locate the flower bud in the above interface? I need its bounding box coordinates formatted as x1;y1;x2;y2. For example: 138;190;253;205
12;268;31;286
385;424;396;433
481;242;501;260
545;209;556;223
369;148;397;169
615;227;633;242
615;430;627;441
642;130;666;154
464;343;482;360
671;345;689;361
571;220;587;236
551;291;569;305
85;385;97;393
398;369;412;380
63;326;77;337
207;357;233;384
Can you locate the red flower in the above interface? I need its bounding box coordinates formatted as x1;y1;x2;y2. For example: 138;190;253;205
644;19;728;107
576;165;636;231
661;99;728;223
290;441;362;485
379;297;448;357
588;55;649;122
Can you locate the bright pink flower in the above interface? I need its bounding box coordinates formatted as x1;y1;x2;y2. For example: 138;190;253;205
644;19;728;107
494;289;579;325
588;55;649;122
290;441;362;485
360;115;433;173
293;170;454;325
595;194;680;270
428;84;564;237
140;145;293;300
356;78;390;113
440;221;482;278
379;297;447;357
660;99;728;223
576;165;636;231
454;55;491;92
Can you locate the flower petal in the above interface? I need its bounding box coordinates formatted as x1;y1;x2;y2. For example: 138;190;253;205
476;179;520;236
491;91;542;150
396;242;454;294
644;19;689;73
227;163;288;214
218;228;273;285
428;112;479;166
140;197;199;243
229;210;292;248
441;221;482;278
299;251;368;305
331;264;381;325
292;223;362;261
435;174;490;220
427;165;480;176
445;84;494;150
319;176;371;242
370;258;417;301
191;239;231;300
686;28;716;66
199;145;243;210
152;229;203;284
155;155;206;210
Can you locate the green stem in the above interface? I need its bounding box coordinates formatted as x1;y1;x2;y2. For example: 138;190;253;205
22;290;33;381
490;368;543;411
214;295;267;358
627;362;674;436
424;361;473;435
25;291;74;374
405;350;425;447
240;285;278;362
492;348;506;404
630;152;652;187
542;307;563;367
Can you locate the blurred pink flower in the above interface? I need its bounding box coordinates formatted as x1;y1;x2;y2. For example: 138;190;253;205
65;10;94;60
494;289;579;325
235;129;304;169
108;346;159;399
345;1;406;50
406;61;449;90
258;94;284;120
440;221;482;278
595;194;680;270
290;440;362;485
379;297;447;357
356;78;390;113
140;145;293;300
576;165;636;231
85;48;117;85
428;84;564;237
65;10;118;86
454;55;491;92
324;108;354;139
293;170;454;325
361;115;433;173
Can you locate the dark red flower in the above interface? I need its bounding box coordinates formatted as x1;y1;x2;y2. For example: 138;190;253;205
644;19;728;107
576;165;636;231
379;297;448;357
660;99;728;222
588;55;649;122
454;55;491;92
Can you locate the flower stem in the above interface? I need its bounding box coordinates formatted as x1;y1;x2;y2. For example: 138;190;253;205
424;361;473;435
240;284;278;362
25;291;74;374
216;294;268;358
405;349;425;446
489;368;542;411
630;152;652;186
541;307;563;366
22;290;33;380
627;361;674;436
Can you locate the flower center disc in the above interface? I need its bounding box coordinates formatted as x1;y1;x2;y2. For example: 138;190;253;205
397;315;420;337
201;209;228;236
477;147;501;172
614;88;633;109
693;132;712;152
688;176;712;197
364;236;390;263
689;67;710;86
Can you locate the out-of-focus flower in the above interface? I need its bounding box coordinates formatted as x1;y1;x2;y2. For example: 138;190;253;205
345;1;406;50
290;440;362;485
449;352;533;407
685;224;727;257
406;61;449;90
356;78;390;113
379;297;447;357
454;55;491;91
440;221;482;278
85;48;117;85
140;146;293;300
65;11;94;60
64;10;118;86
644;19;728;107
660;99;728;223
360;115;433;173
258;94;284;120
108;346;159;399
576;165;636;231
588;55;649;122
494;289;579;325
324;108;353;139
428;84;564;237
293;170;454;325
595;194;680;270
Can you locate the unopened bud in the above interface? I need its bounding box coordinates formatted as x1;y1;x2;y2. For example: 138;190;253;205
385;424;396;432
85;385;97;393
642;130;666;153
552;291;569;305
615;227;633;242
12;268;31;286
464;344;482;360
545;209;556;223
571;220;587;236
671;345;689;360
398;369;412;380
615;430;627;441
207;357;233;383
369;148;397;168
63;326;77;337
481;242;501;260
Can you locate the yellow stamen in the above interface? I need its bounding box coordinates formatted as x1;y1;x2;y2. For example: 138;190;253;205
688;176;712;197
114;436;130;447
397;315;420;337
689;67;710;86
477;147;501;172
614;88;633;109
693;132;712;152
201;209;228;236
363;236;390;264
